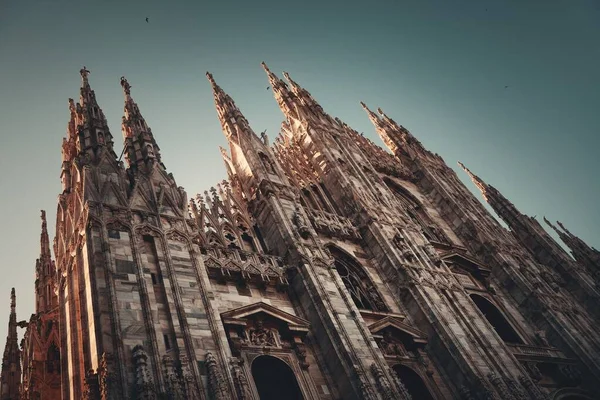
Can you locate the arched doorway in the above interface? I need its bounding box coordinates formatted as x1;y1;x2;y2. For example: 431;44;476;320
469;294;523;344
393;364;434;400
251;355;303;400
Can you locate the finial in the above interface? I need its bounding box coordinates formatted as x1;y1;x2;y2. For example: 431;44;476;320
543;216;557;229
260;61;270;72
206;72;215;83
80;66;91;85
377;107;385;116
10;288;15;310
556;221;572;235
41;210;47;225
360;101;368;110
457;161;488;196
120;76;132;97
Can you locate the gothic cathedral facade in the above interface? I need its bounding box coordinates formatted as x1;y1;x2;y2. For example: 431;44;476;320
2;64;600;399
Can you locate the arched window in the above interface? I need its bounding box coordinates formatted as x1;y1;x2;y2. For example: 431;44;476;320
393;364;434;400
328;246;387;312
384;178;448;243
251;356;303;400
470;294;523;344
46;343;60;374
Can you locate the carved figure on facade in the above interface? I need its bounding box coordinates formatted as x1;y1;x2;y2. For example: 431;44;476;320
247;319;278;347
379;330;405;357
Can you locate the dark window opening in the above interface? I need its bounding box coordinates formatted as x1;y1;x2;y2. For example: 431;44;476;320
108;229;121;239
470;294;523;344
150;273;157;285
46;343;60;374
163;334;171;350
241;232;257;253
252;356;303;400
393;364;434;400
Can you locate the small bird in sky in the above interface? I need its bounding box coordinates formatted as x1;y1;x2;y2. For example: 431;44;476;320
146;17;149;23
266;86;270;90
505;85;509;89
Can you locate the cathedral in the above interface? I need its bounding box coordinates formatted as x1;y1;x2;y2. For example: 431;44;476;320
1;63;599;400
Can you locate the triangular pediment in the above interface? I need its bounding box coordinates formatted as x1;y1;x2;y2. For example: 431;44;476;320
441;251;490;278
128;182;154;212
368;316;427;344
100;181;127;207
221;302;309;331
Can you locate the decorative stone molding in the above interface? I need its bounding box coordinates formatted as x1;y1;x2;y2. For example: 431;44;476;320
205;352;229;400
230;359;252;400
222;302;310;358
132;345;156;399
370;363;396;399
98;352;122;400
162;355;184;399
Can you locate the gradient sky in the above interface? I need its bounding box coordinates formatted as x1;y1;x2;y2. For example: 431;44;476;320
0;0;598;337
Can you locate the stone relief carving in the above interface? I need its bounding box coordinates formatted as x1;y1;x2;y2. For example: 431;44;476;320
231;360;252;400
205;352;229;400
246;319;278;347
132;345;156;399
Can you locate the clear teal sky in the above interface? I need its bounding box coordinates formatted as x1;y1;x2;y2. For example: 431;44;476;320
0;0;598;334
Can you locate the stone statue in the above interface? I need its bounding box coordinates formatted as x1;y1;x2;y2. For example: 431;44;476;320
248;320;276;346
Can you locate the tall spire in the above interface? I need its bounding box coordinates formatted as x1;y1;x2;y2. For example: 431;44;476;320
457;162;489;201
0;289;21;400
36;210;57;314
120;76;164;172
206;72;268;150
206;72;253;140
361;102;404;154
281;71;327;118
545;218;600;274
260;62;299;118
40;210;51;260
61;67;116;168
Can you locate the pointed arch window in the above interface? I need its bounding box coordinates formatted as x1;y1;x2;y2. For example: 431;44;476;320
46;343;60;374
328;246;387;312
384;178;448;243
470;294;523;344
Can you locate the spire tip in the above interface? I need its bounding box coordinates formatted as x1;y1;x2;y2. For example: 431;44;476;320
120;76;131;96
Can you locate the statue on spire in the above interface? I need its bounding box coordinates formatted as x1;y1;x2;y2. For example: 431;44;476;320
120;76;132;96
80;66;90;85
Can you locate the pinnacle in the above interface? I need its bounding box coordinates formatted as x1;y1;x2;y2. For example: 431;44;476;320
120;76;132;98
206;72;217;86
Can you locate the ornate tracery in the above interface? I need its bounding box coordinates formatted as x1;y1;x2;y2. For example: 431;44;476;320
328;246;387;312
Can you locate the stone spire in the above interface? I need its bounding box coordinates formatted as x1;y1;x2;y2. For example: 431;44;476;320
457;162;527;228
545;218;600;274
206;72;255;141
61;67;116;175
35;210;57;314
360;102;403;154
120;76;164;173
361;102;429;159
260;62;300;119
457;162;490;201
207;71;289;200
0;289;21;400
281;71;327;118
